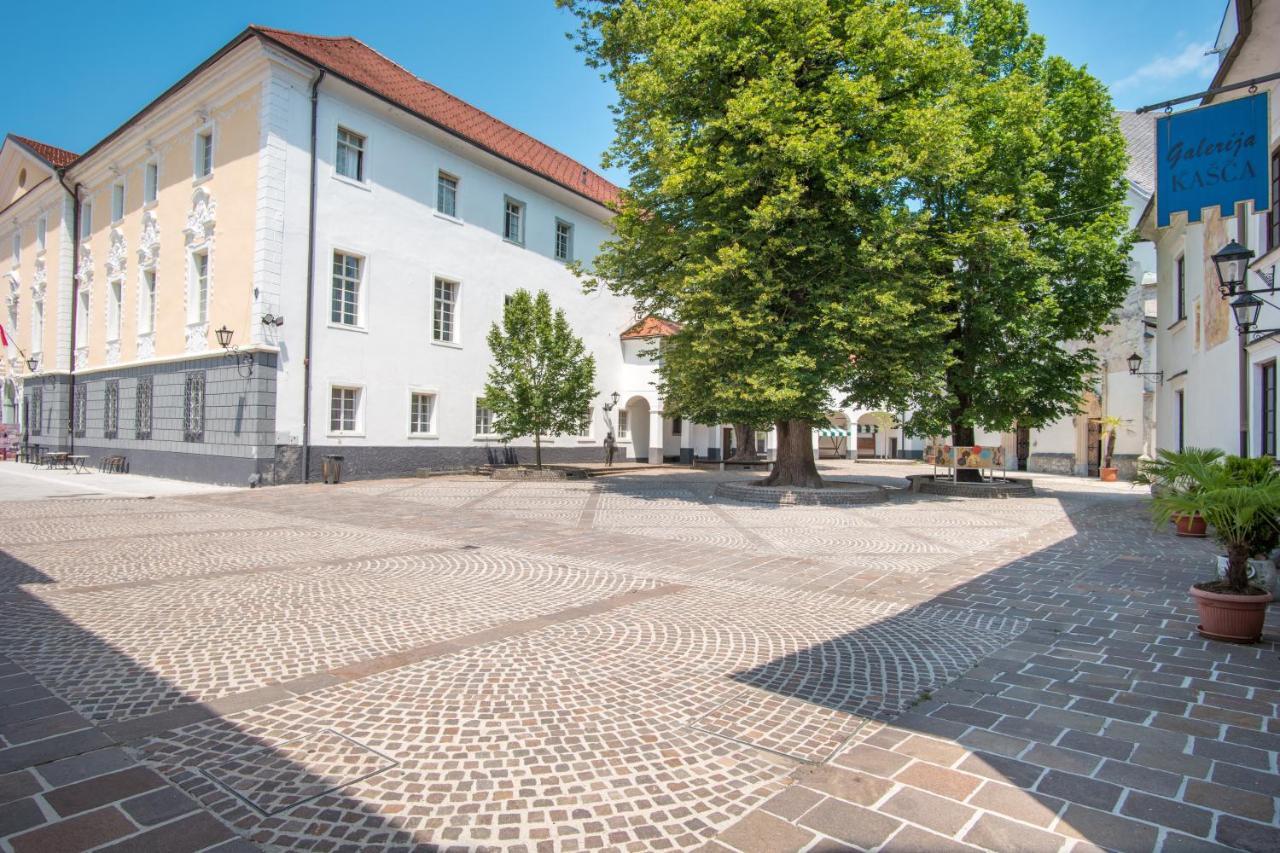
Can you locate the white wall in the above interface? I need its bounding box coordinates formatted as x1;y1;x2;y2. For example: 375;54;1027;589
272;74;644;453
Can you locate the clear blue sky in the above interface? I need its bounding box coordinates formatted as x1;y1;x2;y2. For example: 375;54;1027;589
2;0;1229;187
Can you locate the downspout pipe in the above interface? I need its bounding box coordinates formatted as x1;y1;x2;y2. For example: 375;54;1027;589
301;69;326;484
56;173;80;453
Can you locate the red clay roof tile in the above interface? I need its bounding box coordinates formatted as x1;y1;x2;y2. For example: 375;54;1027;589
252;26;620;209
620;316;682;339
8;135;79;169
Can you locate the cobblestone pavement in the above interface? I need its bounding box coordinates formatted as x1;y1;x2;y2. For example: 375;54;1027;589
0;462;1277;852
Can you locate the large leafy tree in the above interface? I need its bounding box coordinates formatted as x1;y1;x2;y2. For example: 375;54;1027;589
484;289;597;469
561;0;968;487
902;0;1133;472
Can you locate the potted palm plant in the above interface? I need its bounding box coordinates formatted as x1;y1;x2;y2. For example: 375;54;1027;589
1098;415;1124;481
1135;447;1224;537
1151;454;1278;643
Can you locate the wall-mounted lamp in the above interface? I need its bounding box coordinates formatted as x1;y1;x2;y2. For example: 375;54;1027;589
24;354;39;373
215;325;255;377
1126;352;1163;384
261;313;285;327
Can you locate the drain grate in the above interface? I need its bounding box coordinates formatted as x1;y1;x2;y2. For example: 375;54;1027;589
200;728;397;816
692;689;868;764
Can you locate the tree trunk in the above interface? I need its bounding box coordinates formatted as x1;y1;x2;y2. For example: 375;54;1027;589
760;419;823;488
950;422;982;483
728;423;756;462
534;432;542;470
1226;542;1251;593
1104;432;1116;469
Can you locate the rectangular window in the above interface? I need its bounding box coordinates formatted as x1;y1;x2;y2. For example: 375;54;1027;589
410;392;436;435
191;250;209;323
28;388;42;436
183;371;205;442
80;201;92;239
77;291;89;349
475;400;496;436
1175;389;1185;452
331;252;362;326
1269;147;1279;253
195;128;214;179
108;281;122;341
555;220;573;261
336;127;366;181
330;386;360;433
72;386;86;438
32;301;43;353
141;269;157;334
1263;362;1277;458
672;417;682;436
111;181;125;222
503;197;524;243
755;431;768;455
144;162;159;204
1175;255;1186;321
103;380;119;439
36;216;46;251
11;230;19;264
437;171;457;217
135;376;153;440
578;408;593;438
433;277;459;342
617;409;629;439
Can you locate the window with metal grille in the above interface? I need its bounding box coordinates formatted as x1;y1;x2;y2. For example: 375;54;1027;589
103;380;119;439
336;127;366;181
73;387;86;438
433;278;458;342
183;371;205;442
437;172;457;217
136;376;153;440
555;220;573;261
330;386;359;433
410;392;436;435
28;388;42;436
331;252;362;326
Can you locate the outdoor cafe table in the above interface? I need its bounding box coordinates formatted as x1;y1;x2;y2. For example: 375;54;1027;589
42;452;70;470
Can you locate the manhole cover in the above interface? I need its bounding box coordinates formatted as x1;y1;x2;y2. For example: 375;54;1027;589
692;689;868;764
200;729;397;816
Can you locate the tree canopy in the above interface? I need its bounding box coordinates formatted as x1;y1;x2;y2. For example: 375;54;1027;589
484;289;597;468
561;0;1132;485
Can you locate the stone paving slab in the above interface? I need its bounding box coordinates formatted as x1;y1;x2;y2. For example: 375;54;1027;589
0;461;1276;851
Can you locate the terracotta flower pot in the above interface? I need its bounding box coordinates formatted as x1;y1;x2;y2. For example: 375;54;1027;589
1189;584;1273;643
1175;513;1208;537
1099;467;1118;482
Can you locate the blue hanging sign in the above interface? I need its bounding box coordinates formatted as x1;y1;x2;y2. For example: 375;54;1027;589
1156;92;1270;227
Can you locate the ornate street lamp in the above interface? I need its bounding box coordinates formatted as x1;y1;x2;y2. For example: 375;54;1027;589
1231;292;1265;333
1212;240;1255;298
24;354;38;373
215;325;254;377
1126;352;1163;384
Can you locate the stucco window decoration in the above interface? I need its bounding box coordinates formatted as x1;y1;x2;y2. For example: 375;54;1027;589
136;213;160;360
76;247;93;368
183;188;216;352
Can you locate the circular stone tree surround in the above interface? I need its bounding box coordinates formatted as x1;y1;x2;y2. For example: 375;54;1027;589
714;480;888;506
907;475;1035;498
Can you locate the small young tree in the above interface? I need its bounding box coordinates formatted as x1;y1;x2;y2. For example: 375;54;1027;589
485;289;597;469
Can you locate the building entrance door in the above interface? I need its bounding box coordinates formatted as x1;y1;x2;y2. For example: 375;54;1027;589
1086;419;1101;477
1016;426;1030;471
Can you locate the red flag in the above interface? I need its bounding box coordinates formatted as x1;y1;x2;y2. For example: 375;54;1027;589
0;324;8;348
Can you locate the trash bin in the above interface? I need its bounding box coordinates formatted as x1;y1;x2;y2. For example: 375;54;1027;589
322;454;344;484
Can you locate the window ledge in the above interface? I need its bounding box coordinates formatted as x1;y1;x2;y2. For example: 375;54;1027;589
433;211;463;226
474;434;500;441
327;322;368;334
326;431;366;439
192;173;214;187
143;200;158;212
1167;318;1187;333
503;237;525;248
430;340;462;350
407;433;439;440
332;173;371;192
